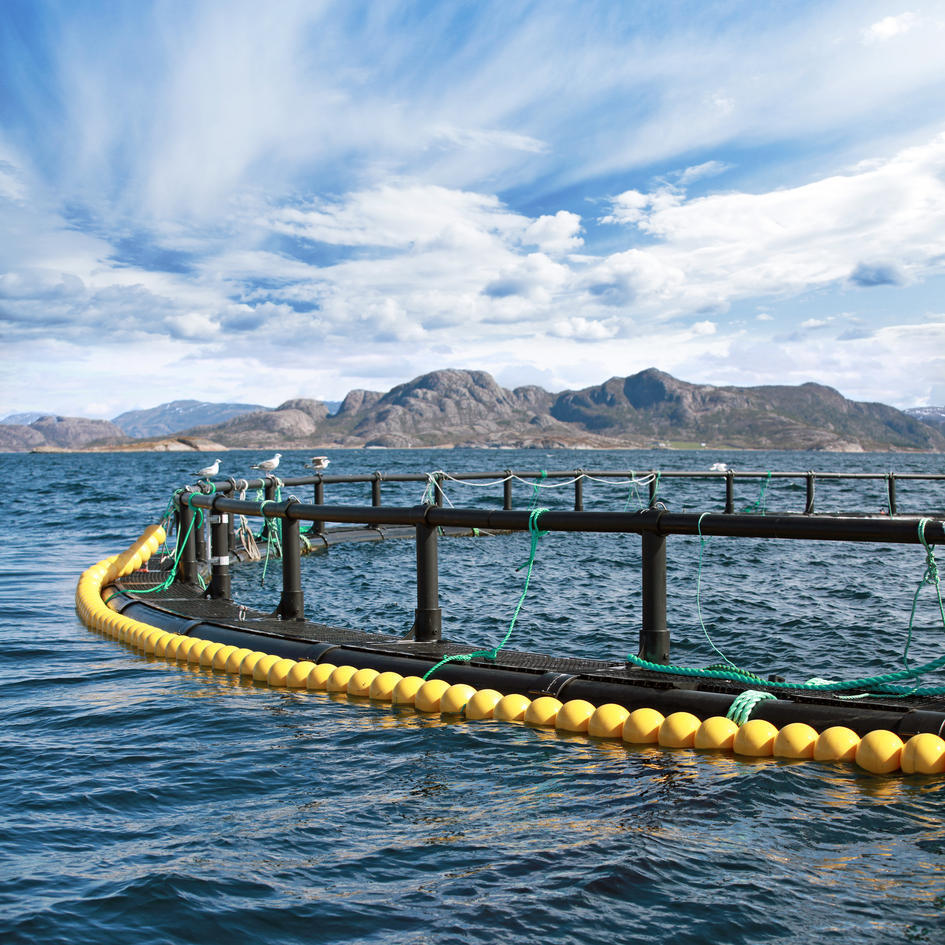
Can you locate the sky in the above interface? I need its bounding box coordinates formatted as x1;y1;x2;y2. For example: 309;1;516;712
1;0;945;419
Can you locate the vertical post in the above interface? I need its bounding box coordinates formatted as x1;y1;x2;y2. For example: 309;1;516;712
311;477;325;535
640;530;669;663
372;472;382;507
264;476;277;543
725;470;735;513
805;472;815;514
574;472;584;511
648;474;658;507
276;501;304;620
208;500;231;600
414;514;442;643
503;471;513;510
887;474;897;516
433;473;444;507
194;501;208;562
178;497;199;587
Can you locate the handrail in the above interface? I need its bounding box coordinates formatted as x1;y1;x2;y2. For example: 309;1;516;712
166;468;945;661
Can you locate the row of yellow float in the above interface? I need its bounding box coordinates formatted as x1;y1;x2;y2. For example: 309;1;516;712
76;525;945;776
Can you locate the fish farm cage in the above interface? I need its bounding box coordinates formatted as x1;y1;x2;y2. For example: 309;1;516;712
76;465;945;776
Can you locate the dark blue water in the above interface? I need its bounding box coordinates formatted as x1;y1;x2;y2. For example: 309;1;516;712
2;448;944;944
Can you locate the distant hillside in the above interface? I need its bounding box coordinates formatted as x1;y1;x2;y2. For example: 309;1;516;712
0;415;127;452
112;399;267;438
6;370;943;452
905;406;945;434
182;368;945;452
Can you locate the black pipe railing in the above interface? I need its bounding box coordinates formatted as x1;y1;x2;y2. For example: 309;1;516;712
202;467;945;518
175;470;945;667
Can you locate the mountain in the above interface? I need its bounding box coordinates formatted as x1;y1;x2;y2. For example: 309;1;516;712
112;399;267;438
183;399;331;448
549;370;945;452
905;406;945;434
0;415;127;451
1;412;44;425
181;368;945;452
5;370;944;452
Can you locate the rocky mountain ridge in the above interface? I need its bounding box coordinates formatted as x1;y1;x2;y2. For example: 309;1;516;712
3;369;944;452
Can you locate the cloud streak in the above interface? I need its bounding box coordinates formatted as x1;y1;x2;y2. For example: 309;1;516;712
2;0;945;416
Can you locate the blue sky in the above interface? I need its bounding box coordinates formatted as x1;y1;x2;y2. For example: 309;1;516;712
2;0;944;417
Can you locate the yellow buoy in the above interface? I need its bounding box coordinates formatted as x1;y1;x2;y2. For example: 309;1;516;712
326;665;358;692
524;696;563;728
733;719;778;757
415;678;451;713
211;645;240;671
813;726;860;763
556;699;596;733
198;642;225;668
464;689;503;720
658;712;701;748
392;676;425;705
694;716;738;750
286;661;316;688
855;730;904;774
238;651;268;676
153;633;181;659
588;704;630;739
900;733;945;775
494;693;531;722
306;662;338;690
347;667;380;697
623;707;665;744
773;723;819;759
252;654;283;682
142;629;167;655
440;683;476;715
369;671;404;701
224;647;253;674
267;658;297;687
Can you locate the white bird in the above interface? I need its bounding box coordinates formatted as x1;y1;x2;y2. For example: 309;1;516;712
194;458;221;478
709;462;728;472
306;456;330;470
251;452;281;473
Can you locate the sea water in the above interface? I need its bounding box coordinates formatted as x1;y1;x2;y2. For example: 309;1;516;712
1;448;943;944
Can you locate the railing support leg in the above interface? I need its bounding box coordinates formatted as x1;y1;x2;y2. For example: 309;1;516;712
311;478;325;535
887;474;897;515
276;503;304;620
574;472;584;511
372;472;382;507
208;501;231;600
725;470;734;513
640;531;669;663
178;498;199;587
805;472;815;514
414;517;442;643
503;471;513;510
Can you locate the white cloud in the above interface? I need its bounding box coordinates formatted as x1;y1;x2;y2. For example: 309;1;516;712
677;160;733;186
523;211;583;255
863;12;918;44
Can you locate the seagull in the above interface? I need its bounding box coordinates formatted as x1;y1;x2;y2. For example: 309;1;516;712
251;452;281;473
709;462;728;472
194;458;221;478
306;456;330;470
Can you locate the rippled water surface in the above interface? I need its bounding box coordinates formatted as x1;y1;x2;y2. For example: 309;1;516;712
1;448;944;944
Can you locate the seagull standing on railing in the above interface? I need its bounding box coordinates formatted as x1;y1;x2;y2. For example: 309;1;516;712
194;458;221;478
251;453;282;474
306;456;330;470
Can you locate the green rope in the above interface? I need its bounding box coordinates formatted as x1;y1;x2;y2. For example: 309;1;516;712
726;689;775;725
743;472;772;515
117;493;201;597
424;508;549;680
527;470;547;510
695;512;736;668
628;519;945;695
